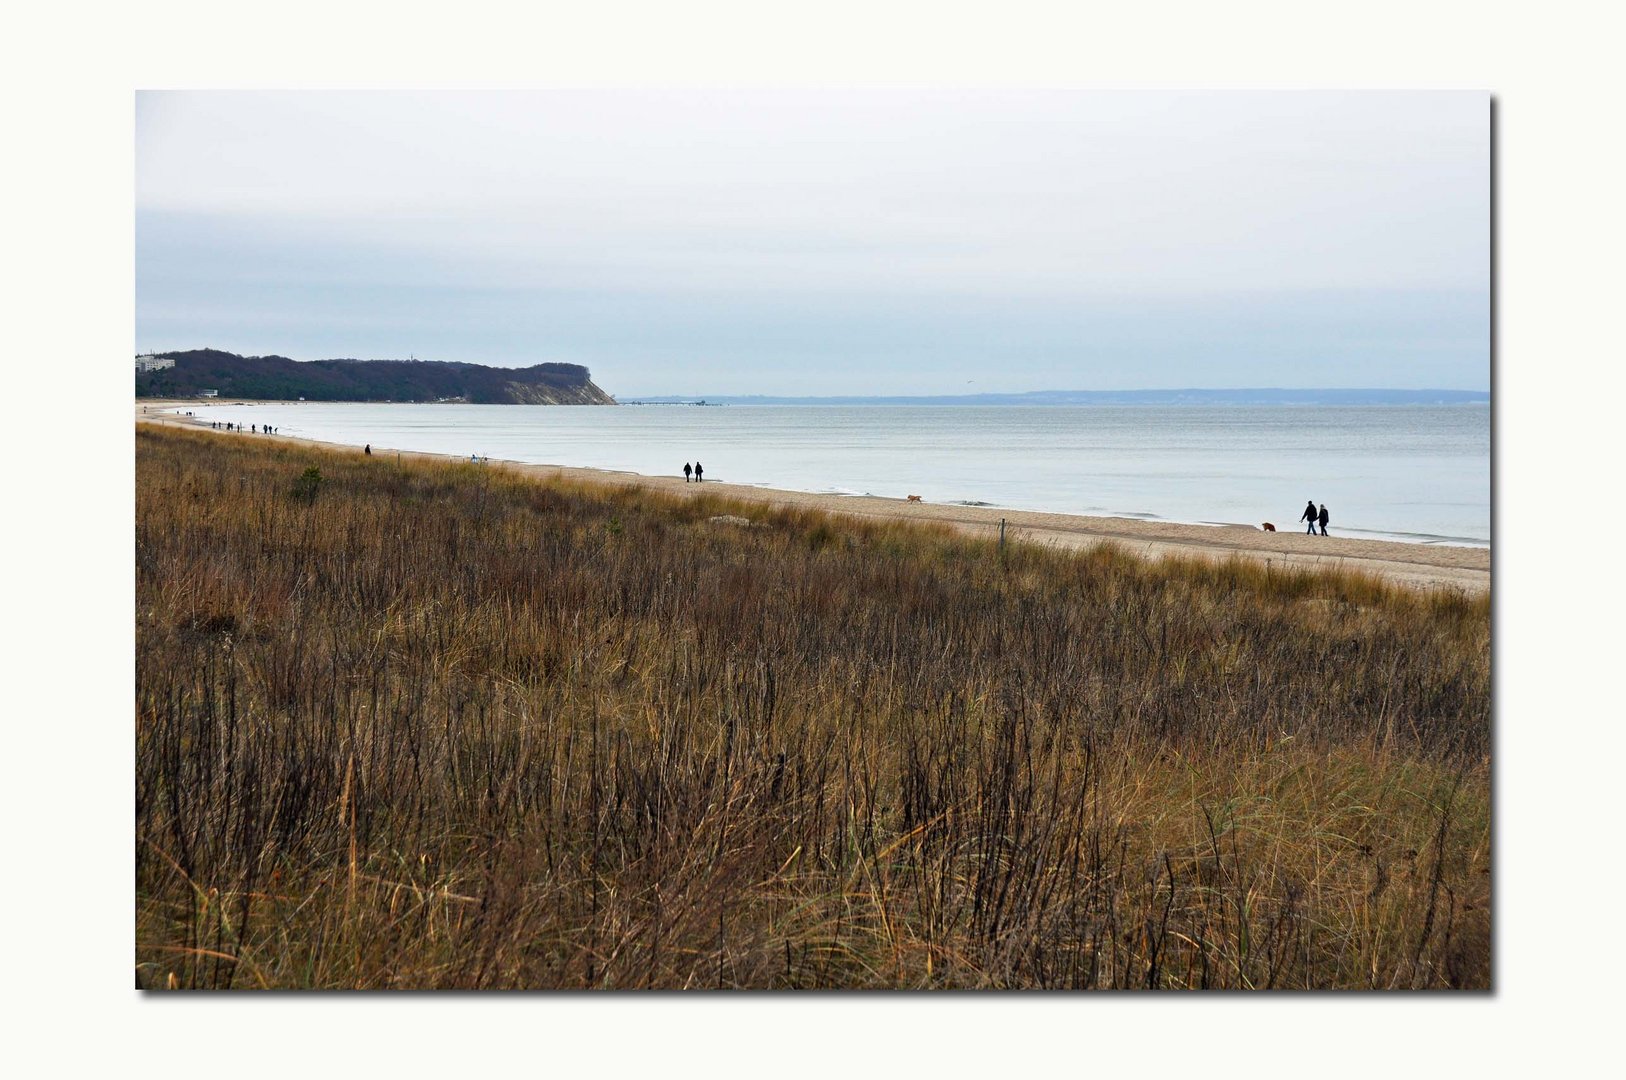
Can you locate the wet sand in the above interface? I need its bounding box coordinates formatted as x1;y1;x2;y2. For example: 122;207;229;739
137;403;1490;594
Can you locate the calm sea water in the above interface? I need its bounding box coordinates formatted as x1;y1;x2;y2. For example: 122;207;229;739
182;402;1491;546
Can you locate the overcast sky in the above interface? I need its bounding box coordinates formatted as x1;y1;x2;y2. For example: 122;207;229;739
136;90;1488;395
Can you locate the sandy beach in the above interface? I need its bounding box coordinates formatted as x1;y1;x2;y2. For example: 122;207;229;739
137;402;1490;594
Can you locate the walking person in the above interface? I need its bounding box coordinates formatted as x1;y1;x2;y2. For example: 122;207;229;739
693;461;703;483
683;462;692;483
1318;503;1330;537
1300;499;1318;534
364;443;372;456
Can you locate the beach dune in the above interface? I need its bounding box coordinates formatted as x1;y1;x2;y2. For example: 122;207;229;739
137;404;1489;594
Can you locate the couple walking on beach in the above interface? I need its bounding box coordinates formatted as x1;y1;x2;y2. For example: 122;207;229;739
683;461;704;483
1301;499;1330;536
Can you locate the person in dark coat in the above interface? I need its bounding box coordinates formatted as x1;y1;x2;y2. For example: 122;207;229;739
683;462;692;483
1301;499;1318;534
1318;504;1330;536
364;444;372;455
694;461;703;483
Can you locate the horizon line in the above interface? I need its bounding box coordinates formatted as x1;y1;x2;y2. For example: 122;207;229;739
619;387;1492;398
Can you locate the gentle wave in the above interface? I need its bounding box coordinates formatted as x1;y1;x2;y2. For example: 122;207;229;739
1339;526;1489;548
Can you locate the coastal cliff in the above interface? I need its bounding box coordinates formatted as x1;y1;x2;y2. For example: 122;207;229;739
503;378;616;405
135;349;616;404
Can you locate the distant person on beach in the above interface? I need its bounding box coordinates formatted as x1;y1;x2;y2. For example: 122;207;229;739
364;444;371;456
683;462;692;483
694;461;703;483
1318;504;1330;536
1301;499;1318;534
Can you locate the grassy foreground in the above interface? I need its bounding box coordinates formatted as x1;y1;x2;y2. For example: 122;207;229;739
135;426;1490;989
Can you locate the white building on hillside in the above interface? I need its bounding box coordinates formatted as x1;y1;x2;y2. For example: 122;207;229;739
135;354;176;372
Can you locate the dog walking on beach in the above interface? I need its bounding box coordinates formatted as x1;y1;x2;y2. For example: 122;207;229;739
1261;522;1275;532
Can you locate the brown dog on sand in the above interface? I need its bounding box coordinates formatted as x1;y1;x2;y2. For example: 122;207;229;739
906;494;923;502
1261;522;1276;532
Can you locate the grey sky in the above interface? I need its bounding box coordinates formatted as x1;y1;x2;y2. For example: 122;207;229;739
136;90;1489;395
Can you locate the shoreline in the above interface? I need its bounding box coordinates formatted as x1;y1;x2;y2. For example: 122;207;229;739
137;401;1490;594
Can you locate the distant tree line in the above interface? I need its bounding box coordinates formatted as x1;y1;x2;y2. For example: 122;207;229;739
135;349;612;404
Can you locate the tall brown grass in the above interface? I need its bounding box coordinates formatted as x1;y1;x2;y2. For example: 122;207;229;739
135;426;1490;989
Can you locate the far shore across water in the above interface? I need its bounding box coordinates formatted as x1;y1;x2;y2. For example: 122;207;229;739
137;401;1490;595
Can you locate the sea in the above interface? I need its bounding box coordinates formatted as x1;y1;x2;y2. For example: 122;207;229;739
178;402;1491;547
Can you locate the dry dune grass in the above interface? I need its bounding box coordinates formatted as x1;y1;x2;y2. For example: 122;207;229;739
135;426;1489;989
